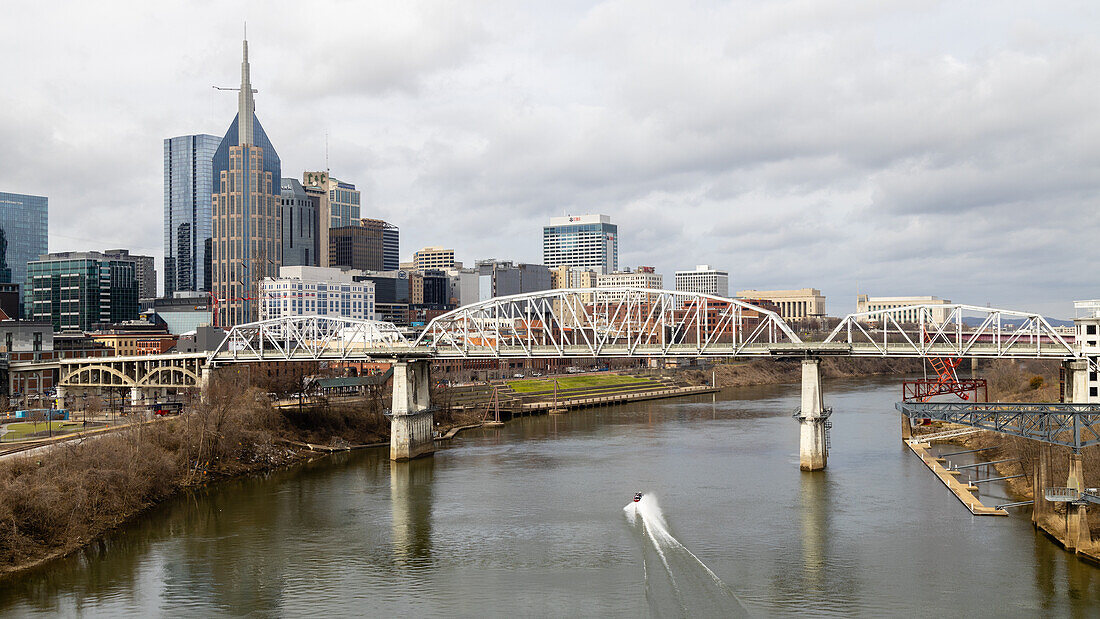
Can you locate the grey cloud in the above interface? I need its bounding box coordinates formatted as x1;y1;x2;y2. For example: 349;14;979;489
1;1;1098;317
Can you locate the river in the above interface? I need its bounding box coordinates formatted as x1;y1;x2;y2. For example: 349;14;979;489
2;377;1098;616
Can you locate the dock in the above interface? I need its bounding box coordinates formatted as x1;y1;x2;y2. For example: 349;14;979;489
517;384;719;413
906;431;1008;516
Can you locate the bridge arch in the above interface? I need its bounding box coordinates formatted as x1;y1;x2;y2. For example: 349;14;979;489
136;365;202;388
209;314;409;363
824;303;1077;359
415;287;801;357
61;365;137;388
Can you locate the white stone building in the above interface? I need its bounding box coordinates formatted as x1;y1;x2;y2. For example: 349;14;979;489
675;265;729;297
260;266;375;321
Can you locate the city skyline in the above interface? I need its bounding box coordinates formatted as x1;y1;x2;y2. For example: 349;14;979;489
1;3;1099;316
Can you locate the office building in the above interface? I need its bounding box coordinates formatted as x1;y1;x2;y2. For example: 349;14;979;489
0;283;20;319
417;269;450;306
0;192;48;288
25;251;139;331
362;218;400;271
280;178;319;267
675;265;729;298
330;222;384;271
260;266;375;321
104;249;156;299
352;270;410;324
476;260;551;300
304;171;360;228
738;288;826;322
163;134;219;295
550;265;598;290
598;266;663;290
328;218;399;272
542;214;617;273
413;246;456;271
855;295;949;323
211;35;282;327
447;268;479;306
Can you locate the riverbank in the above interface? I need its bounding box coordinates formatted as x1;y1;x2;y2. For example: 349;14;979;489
678;356;924;389
0;374;480;580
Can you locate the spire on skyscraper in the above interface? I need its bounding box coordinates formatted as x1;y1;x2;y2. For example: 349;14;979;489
238;28;255;146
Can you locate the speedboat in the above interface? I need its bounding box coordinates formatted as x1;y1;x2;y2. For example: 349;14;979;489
633;492;643;503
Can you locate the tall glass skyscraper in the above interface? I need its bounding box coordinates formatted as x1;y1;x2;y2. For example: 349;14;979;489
542;214;618;274
0;192;48;287
164;134;219;295
211;36;281;326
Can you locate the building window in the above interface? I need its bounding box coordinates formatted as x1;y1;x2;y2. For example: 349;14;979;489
4;333;10;352
33;333;42;352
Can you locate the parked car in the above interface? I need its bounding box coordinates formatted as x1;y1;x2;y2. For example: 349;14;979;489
513;373;525;378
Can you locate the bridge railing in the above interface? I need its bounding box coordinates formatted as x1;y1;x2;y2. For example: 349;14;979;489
824;304;1077;359
413;288;801;358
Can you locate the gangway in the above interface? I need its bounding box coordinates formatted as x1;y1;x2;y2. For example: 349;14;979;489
906;428;980;445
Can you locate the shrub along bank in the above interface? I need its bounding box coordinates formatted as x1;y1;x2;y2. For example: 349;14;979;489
0;373;404;579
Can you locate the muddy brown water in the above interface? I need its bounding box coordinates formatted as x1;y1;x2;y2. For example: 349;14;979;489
1;377;1098;616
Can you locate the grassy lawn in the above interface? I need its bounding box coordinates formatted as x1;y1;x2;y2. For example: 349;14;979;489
1;421;85;440
507;374;652;393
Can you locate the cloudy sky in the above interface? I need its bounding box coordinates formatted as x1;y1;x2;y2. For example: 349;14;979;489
1;1;1098;316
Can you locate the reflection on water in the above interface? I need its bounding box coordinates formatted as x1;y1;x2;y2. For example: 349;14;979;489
390;456;434;568
1;377;1099;616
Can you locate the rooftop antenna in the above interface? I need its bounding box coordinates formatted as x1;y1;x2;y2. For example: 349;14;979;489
326;130;330;173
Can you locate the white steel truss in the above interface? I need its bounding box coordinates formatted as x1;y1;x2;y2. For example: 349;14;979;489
414;288;801;358
209;315;410;363
824;304;1078;359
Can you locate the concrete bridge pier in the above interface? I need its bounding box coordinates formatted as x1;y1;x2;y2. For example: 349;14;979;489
1065;451;1092;551
55;386;68;408
390;360;434;461
796;358;830;471
1063;359;1089;404
129;387;143;408
1060;359;1092;551
1032;447;1048;525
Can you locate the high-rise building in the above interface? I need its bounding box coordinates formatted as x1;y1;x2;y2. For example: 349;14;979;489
675;265;729;298
412;246;455;271
304;171;360;228
104;249;156;299
330;223;384;271
211;36;281;326
543;214;617;273
163;134;219;295
364;218;400;271
330;219;398;272
0;192;48;287
475;260;551;300
25;251;139;332
280;178;319;267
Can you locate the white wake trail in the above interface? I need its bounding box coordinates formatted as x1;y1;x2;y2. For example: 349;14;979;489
625;495;748;617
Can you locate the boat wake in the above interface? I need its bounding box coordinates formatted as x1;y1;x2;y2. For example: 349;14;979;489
624;494;747;617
